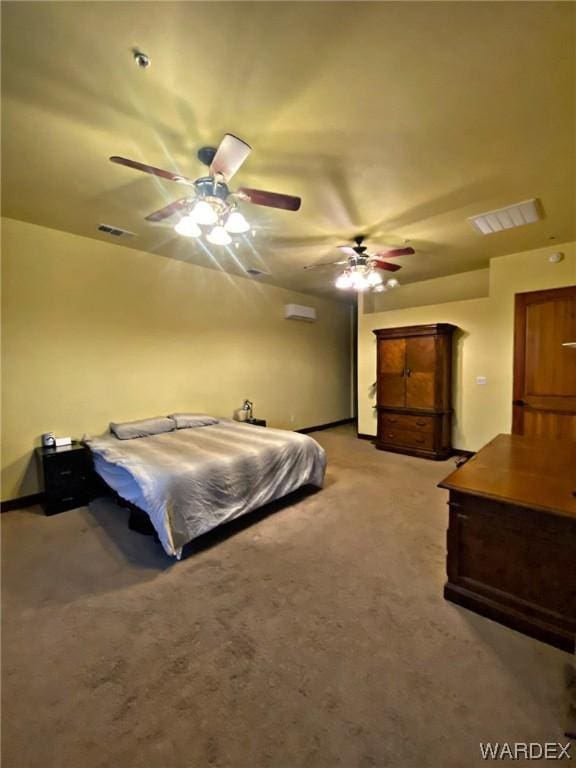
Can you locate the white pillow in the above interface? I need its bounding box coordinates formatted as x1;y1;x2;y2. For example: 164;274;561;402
169;413;219;429
110;416;175;440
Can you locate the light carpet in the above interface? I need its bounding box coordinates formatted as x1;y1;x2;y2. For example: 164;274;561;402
1;426;572;767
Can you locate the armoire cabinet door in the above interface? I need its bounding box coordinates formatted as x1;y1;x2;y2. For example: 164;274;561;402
373;324;456;459
377;338;406;407
405;336;436;409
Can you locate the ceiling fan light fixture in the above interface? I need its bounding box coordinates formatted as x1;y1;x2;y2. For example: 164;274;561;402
367;270;383;287
207;225;232;246
386;278;400;289
191;199;218;226
372;284;387;293
225;210;250;234
335;272;353;290
350;271;370;291
174;215;201;238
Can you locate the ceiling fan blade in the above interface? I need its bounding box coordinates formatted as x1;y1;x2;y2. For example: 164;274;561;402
371;260;402;272
110;156;195;185
238;187;301;212
145;197;192;222
209;134;252;181
337;246;358;257
373;246;415;258
303;260;348;270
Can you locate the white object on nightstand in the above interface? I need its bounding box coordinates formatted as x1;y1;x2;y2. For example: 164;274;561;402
54;436;72;447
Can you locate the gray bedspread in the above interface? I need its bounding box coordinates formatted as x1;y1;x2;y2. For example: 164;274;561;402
87;420;326;557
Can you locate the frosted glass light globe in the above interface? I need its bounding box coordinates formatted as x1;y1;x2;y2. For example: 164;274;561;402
367;270;383;286
206;225;232;246
335;272;353;289
350;271;370;291
174;215;201;237
191;200;218;226
225;210;250;234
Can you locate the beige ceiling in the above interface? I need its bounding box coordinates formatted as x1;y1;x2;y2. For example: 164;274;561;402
2;1;575;300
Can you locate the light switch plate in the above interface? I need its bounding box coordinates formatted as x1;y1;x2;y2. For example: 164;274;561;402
476;376;487;385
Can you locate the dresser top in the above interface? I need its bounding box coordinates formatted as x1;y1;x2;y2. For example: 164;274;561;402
373;323;458;339
439;433;576;519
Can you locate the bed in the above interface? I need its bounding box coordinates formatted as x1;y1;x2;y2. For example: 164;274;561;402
87;419;326;558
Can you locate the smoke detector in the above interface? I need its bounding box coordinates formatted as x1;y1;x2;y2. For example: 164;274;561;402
468;199;542;235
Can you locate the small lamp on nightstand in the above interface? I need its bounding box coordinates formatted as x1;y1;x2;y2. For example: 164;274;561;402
237;400;266;427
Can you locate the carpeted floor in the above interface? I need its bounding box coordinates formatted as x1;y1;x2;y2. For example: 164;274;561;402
2;426;573;768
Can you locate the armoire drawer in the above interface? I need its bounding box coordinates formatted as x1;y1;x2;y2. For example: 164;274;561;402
380;429;434;451
379;413;434;433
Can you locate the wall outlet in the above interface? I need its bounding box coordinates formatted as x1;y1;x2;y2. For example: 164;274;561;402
476;376;487;385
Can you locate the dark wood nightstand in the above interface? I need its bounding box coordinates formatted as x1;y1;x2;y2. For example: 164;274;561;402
246;418;266;427
35;442;92;515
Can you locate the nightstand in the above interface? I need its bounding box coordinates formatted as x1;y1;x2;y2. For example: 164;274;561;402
246;418;266;427
35;442;92;515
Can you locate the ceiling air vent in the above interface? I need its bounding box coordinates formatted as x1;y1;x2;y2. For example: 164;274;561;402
467;199;542;235
244;267;270;277
97;224;136;238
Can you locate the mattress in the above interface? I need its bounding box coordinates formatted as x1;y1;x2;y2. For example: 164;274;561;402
87;420;326;558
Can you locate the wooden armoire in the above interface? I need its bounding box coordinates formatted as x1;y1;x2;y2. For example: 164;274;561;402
373;323;457;460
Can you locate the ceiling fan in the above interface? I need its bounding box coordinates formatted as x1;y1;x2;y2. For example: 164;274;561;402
109;134;302;246
303;235;415;292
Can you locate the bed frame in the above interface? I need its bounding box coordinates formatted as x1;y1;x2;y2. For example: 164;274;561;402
85;440;322;551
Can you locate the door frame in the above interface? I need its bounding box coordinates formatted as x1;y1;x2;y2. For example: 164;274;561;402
512;285;576;434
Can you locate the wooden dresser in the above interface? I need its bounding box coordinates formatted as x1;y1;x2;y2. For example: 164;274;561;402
439;433;576;652
373;323;457;459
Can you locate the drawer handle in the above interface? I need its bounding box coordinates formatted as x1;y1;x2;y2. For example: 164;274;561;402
62;496;75;502
416;437;425;444
387;432;395;438
59;469;73;476
387;417;397;423
457;513;469;521
416;420;427;426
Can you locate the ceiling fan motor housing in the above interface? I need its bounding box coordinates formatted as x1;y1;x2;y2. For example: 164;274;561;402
193;176;230;204
197;146;218;167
